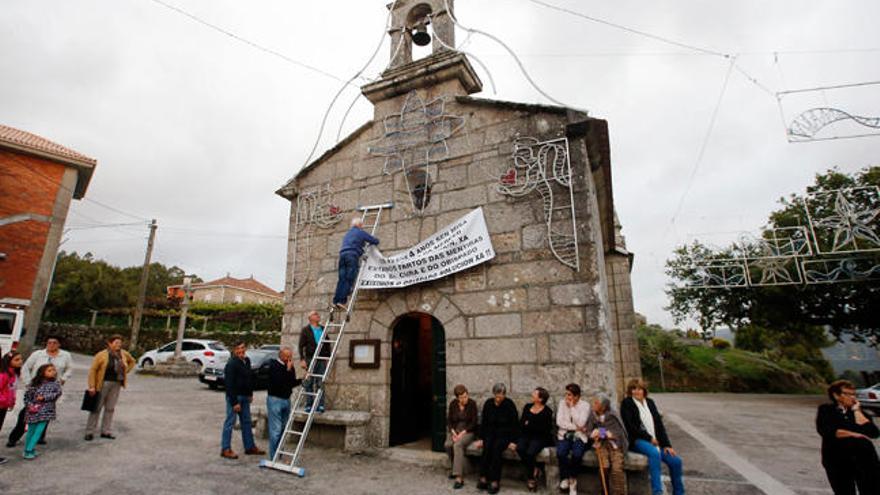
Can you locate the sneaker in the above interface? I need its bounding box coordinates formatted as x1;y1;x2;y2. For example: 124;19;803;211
84;434;94;441
0;457;7;465
453;481;464;490
23;451;36;460
100;434;116;440
5;441;16;448
559;479;569;492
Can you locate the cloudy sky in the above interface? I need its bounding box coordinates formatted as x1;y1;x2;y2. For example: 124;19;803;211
3;0;878;327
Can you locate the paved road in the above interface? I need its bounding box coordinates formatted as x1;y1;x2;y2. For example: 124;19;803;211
654;393;878;495
2;354;873;494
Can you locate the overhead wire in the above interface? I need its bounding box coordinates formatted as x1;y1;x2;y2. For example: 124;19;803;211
667;56;738;234
444;0;572;108
147;0;355;86
299;0;400;169
430;12;498;95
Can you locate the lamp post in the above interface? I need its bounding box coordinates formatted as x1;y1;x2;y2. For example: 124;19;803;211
173;276;192;359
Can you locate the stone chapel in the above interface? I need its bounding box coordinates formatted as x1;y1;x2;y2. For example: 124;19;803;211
276;0;640;451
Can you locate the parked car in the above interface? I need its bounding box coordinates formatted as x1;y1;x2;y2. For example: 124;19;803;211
0;303;26;353
199;345;281;390
138;339;229;371
856;383;880;414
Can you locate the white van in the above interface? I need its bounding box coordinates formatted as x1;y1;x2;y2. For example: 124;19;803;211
0;305;25;354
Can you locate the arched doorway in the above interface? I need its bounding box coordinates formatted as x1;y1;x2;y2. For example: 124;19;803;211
390;312;446;452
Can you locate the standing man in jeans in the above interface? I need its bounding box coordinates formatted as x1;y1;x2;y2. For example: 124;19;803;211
220;342;265;459
332;216;379;310
299;311;329;413
85;335;135;441
266;346;301;459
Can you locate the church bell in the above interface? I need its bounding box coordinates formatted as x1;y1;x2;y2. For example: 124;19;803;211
411;21;431;46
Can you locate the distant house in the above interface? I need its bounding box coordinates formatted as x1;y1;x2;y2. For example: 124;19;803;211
167;275;282;305
0;124;96;351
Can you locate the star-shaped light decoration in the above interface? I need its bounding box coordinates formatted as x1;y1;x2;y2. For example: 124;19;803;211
809;188;880;253
368;91;466;214
748;256;799;286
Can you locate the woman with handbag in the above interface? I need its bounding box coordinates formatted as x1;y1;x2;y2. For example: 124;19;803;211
23;363;63;460
556;383;591;495
0;350;24;465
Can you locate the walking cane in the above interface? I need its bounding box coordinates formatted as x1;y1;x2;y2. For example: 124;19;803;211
596;442;610;495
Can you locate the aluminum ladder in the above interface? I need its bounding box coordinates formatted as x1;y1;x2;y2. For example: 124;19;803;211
261;202;392;476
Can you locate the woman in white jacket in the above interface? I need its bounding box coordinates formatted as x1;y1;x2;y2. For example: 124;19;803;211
555;383;591;495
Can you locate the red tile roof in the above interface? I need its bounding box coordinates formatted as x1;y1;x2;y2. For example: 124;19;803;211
0;124;96;167
196;276;282;298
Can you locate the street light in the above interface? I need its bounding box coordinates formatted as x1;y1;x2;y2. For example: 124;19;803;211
173;276;193;359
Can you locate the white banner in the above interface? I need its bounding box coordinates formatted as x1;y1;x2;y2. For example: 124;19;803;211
359;208;495;289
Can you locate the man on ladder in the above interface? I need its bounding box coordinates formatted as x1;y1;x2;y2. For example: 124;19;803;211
332;216;380;310
262;205;389;476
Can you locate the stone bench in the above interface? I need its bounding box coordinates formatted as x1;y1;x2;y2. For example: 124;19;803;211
463;443;649;493
251;406;371;453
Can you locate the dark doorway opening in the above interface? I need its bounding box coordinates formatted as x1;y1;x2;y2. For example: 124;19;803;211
390;312;446;452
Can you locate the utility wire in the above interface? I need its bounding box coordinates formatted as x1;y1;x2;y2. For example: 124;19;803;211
147;0;355;86
525;0;729;58
668;56;737;231
15;153;150;221
299;0;399;169
445;0;572;108
777;80;880;96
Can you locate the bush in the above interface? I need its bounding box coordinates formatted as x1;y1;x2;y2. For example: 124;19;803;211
712;337;731;349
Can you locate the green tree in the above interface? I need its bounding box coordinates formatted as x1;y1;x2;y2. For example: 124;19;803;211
44;251;197;318
666;167;879;379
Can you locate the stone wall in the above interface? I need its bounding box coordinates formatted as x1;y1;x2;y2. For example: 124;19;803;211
279;88;632;448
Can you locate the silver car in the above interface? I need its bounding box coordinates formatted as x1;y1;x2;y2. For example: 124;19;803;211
856;383;880;414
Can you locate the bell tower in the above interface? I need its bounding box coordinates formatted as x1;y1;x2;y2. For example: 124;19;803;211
362;0;482;106
387;0;457;69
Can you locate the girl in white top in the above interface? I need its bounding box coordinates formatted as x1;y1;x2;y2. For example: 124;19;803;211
555;383;591;495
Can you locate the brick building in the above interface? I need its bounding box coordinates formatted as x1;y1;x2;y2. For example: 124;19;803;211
167;274;282;304
0;124;96;351
276;0;640;451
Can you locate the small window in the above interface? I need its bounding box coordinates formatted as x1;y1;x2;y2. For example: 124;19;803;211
208;342;227;351
406;169;432;211
159;343;176;352
0;313;14;336
234;295;243;303
182;341;203;351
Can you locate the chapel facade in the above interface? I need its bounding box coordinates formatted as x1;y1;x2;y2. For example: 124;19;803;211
276;0;640;450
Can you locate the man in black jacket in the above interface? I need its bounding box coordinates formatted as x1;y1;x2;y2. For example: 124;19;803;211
299;311;330;413
220;342;265;459
266;346;302;459
816;379;879;495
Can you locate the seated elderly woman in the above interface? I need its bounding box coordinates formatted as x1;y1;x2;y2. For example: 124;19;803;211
586;394;629;495
620;379;684;495
515;387;554;492
473;383;519;494
445;384;479;489
556;383;590;495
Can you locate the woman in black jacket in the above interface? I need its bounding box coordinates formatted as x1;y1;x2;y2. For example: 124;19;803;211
620;379;684;495
474;382;519;494
515;387;554;492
